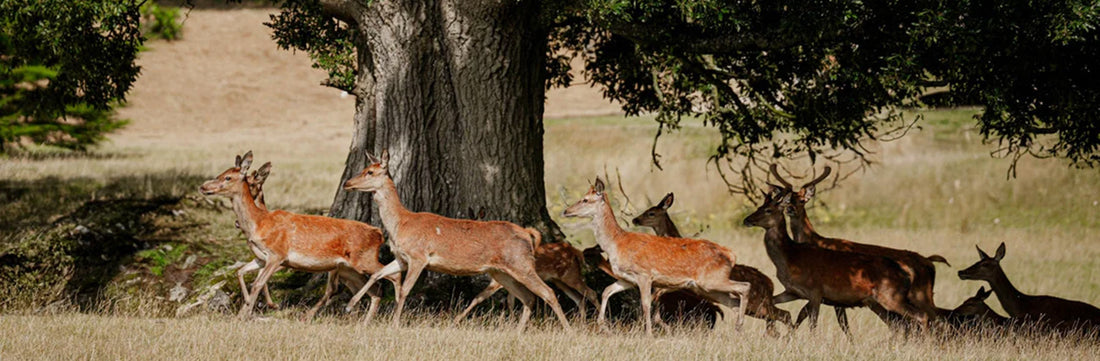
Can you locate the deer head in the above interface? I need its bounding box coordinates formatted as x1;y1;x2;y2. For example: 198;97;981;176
631;193;674;227
769;164;831;216
200;151;253;197
343;150;390;192
742;185;791;229
246;161;272;197
952;287;996;317
562;178;607;218
958;242;1007;281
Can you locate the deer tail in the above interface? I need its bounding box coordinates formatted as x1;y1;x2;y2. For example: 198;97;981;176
926;255;950;267
524;227;542;249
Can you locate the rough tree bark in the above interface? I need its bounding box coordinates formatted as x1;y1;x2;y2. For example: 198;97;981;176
322;0;565;303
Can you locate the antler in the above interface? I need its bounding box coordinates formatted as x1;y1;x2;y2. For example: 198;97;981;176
804;166;832;189
769;164;793;189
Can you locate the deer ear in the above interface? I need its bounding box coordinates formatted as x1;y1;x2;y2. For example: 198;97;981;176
977;287;991;300
994;242;1006;261
239;151;253;173
803;185;816;201
976;245;991;260
235;154;243;168
255;162;272;182
365;151;378;164
594;178;605;194
380;150;389;169
778;192;792;206
659;193;674;209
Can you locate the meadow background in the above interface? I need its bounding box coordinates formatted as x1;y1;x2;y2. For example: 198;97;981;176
1;8;1098;360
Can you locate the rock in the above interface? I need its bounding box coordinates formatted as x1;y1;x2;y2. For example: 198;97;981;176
169;282;189;302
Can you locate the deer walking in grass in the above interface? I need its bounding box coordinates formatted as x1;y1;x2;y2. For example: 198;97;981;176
454;207;600;323
633;193;793;337
235;161;280;310
771;165;942;335
743;187;931;335
342;151;573;332
563;178;751;336
200;151;402;321
959;243;1100;333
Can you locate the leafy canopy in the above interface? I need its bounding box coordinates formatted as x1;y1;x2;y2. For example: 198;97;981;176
268;0;1100;191
0;0;143;152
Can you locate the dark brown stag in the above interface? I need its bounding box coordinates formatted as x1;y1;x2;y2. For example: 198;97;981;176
743;187;930;335
771;165;943;334
959;243;1100;333
632;193;793;337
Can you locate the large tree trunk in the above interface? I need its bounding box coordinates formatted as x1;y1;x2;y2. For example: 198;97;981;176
327;0;564;306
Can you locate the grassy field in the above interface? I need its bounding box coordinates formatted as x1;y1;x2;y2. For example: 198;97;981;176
2;7;1100;360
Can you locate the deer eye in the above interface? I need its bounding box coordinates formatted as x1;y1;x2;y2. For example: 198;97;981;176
582;199;589;203
224;176;232;181
367;171;374;175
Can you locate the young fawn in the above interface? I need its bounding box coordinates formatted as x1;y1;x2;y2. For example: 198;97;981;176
342;151;572;332
743;187;930;335
563;178;751;336
200;151;401;321
937;287;1010;332
633;193;792;337
959;243;1100;333
455;208;600;323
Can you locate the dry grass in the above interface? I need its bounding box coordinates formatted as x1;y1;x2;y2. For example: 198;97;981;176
2;7;1100;360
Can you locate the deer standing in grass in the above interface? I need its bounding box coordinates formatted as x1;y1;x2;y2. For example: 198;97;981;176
454;208;600;323
959;243;1100;333
200;151;401;321
341;151;572;332
633;193;792;337
772;165;943;334
563;178;751;335
234;161;281;310
743;187;930;335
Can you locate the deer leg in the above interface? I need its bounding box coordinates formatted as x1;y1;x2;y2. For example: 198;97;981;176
489;271;539;333
503;267;573;333
552;279;586;321
240;256;283;319
598;280;635;333
391;260;426;328
652;289;671;329
302;270;338;321
345;259;403;316
236;259;262;307
637;277;655;336
835;307;854;341
453;279;504;326
805;295;823;331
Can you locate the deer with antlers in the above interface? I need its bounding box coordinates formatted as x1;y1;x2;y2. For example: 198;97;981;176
200;151;401;321
959;243;1100;333
770;165;943;334
453;208;600;323
633;193;792;337
342;151;572;332
563;178;751;335
743;186;930;335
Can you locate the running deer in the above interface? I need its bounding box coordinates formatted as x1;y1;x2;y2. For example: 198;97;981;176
200;151;401;321
772;165;943;333
633;193;793;337
454;208;600;323
341;151;573;332
562;178;751;336
583;245;724;329
937;287;1009;331
959;243;1100;333
743;187;930;335
236;162;280;309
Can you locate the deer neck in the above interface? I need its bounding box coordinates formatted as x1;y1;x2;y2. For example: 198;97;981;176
788;206;818;244
654;216;682;238
230;182;268;239
984;266;1028;318
372;178;411;239
761;217;793;278
592;201;627;255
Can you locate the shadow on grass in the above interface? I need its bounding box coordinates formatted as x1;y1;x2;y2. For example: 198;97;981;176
0;173;208;310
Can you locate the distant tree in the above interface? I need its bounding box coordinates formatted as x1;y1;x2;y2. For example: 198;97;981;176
0;0;142;153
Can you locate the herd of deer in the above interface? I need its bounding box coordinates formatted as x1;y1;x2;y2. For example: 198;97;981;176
199;151;1100;338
